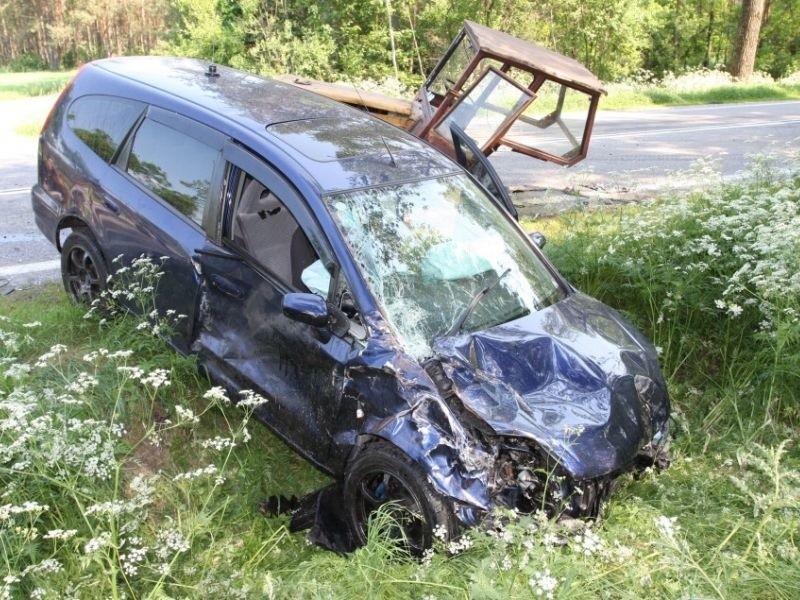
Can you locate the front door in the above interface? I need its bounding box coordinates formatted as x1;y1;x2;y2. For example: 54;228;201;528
192;142;360;471
450;122;518;219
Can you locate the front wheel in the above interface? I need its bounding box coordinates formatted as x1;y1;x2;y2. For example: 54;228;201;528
343;441;457;553
61;229;108;305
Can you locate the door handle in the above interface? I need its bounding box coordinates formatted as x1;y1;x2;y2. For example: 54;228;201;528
210;273;243;299
102;197;120;214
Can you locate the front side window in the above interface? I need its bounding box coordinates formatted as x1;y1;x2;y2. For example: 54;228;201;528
326;174;565;358
127;119;218;225
228;171;327;294
67;95;144;162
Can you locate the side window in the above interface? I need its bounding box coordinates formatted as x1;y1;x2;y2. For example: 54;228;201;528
66;95;144;162
127;119;218;225
229;171;330;295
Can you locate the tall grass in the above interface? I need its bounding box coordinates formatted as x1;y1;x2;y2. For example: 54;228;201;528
603;68;800;109
1;158;799;598
0;71;75;100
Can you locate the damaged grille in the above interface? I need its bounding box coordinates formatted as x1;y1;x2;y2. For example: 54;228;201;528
491;438;614;519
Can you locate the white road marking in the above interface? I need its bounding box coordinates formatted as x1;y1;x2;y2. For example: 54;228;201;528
593;118;800;140
0;259;60;276
602;100;800;115
0;187;29;196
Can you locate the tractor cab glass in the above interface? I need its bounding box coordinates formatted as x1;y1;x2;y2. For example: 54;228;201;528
415;21;605;166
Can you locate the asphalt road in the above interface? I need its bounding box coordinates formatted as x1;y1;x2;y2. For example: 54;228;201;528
492;99;800;212
1;97;798;290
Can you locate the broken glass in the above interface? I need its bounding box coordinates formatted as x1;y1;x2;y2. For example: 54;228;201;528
326;174;565;358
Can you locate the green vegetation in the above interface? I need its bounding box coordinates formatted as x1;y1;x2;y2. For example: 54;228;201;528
1;1;798;85
0;71;74;100
2;158;799;598
604;73;800;109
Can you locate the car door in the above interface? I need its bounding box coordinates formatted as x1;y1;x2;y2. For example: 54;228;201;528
100;106;226;350
450;122;518;219
192;141;362;472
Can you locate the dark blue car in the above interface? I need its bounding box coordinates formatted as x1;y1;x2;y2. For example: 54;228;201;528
32;57;669;551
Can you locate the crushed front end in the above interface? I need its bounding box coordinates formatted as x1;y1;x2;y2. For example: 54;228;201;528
426;291;671;522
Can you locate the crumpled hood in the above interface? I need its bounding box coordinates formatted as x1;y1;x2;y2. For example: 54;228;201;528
432;292;669;479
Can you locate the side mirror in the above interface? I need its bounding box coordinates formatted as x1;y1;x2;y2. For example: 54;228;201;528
529;232;547;249
282;293;330;327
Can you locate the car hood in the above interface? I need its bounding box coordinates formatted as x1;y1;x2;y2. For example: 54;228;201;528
431;292;669;479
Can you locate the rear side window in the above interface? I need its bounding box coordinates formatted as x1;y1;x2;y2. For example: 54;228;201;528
66;96;144;162
127;119;218;225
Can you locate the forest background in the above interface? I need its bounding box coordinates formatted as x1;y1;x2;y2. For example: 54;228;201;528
0;0;797;86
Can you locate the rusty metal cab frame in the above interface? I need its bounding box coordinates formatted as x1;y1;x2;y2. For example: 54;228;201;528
277;20;606;168
415;21;606;167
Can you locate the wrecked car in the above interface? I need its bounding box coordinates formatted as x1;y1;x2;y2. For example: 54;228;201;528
32;54;669;552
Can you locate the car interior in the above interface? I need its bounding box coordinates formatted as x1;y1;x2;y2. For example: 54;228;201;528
232;174;318;291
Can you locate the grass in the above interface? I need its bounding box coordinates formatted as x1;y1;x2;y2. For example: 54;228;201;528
1;157;798;598
0;70;75;100
603;81;800;110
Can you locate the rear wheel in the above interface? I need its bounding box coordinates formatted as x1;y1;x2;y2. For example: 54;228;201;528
61;230;108;305
343;441;457;553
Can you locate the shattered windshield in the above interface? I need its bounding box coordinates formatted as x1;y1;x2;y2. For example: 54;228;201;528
326;174;566;358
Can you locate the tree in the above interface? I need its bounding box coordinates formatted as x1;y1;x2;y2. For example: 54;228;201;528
729;0;767;78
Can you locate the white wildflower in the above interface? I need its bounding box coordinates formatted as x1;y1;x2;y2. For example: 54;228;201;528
175;405;200;425
238;390;268;408
529;569;559;599
3;363;31;380
117;365;144;380
140;368;171;389
432;524;448;541
173;464;218;481
655;515;680;542
446;533;473;555
203;386;230;404
44;529;78;540
200;436;235;451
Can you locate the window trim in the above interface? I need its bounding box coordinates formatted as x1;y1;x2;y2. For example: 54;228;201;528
65;94;146;164
215;141;336;295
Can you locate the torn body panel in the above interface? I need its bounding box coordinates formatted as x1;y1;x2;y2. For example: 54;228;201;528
431;292;669;481
338;312;495;511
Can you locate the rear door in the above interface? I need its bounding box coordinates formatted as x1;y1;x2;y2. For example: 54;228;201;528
102;107;225;350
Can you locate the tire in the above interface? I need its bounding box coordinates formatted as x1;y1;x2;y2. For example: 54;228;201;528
61;229;108;305
343;441;457;553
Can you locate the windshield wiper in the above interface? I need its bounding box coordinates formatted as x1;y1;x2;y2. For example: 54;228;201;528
442;268;512;337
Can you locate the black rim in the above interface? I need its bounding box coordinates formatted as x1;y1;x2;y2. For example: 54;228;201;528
353;470;428;552
65;245;102;303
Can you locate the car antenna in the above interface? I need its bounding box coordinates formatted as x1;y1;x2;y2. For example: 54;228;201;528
205;44;220;78
346;76;397;168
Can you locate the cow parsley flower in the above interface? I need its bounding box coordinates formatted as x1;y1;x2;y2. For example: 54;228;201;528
238;390;268;408
529;569;559;599
203;386;230;405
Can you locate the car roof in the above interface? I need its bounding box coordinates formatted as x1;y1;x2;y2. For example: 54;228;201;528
91;56;459;193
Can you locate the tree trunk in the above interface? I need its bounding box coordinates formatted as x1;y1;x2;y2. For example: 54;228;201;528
703;8;715;68
730;0;766;78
